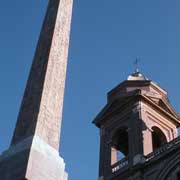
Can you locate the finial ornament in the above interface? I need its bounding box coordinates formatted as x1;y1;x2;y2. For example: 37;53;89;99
128;58;149;81
134;57;141;73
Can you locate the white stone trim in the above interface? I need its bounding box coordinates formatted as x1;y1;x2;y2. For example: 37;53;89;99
0;135;65;166
31;135;65;165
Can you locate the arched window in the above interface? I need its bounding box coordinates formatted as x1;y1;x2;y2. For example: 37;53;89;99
111;127;129;165
152;127;167;151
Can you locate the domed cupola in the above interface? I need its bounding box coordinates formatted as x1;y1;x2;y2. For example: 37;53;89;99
127;69;149;81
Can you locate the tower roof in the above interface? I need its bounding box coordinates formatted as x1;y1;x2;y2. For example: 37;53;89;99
93;70;180;127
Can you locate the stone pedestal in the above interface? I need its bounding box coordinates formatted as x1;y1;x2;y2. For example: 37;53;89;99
0;136;67;180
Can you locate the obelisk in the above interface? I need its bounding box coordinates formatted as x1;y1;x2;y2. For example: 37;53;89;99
0;0;73;179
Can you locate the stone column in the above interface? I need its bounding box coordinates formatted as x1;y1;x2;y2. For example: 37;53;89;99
111;147;118;165
143;129;153;155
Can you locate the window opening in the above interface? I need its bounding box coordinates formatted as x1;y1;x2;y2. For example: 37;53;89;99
111;128;129;165
152;127;167;151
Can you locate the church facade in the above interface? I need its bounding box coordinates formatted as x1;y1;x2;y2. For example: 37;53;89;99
93;71;180;180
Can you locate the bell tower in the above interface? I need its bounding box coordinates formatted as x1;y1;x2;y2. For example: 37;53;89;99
0;0;73;179
93;71;180;180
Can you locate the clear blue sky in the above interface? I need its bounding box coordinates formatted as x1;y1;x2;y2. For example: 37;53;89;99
0;1;180;180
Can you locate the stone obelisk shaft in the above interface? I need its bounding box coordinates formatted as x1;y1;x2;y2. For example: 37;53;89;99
11;0;73;150
0;1;73;179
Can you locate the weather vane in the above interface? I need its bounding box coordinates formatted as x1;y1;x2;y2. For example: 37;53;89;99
134;57;141;73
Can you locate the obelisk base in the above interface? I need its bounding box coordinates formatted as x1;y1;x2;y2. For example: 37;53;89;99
0;136;68;180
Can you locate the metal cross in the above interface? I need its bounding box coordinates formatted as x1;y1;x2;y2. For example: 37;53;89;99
134;58;140;73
